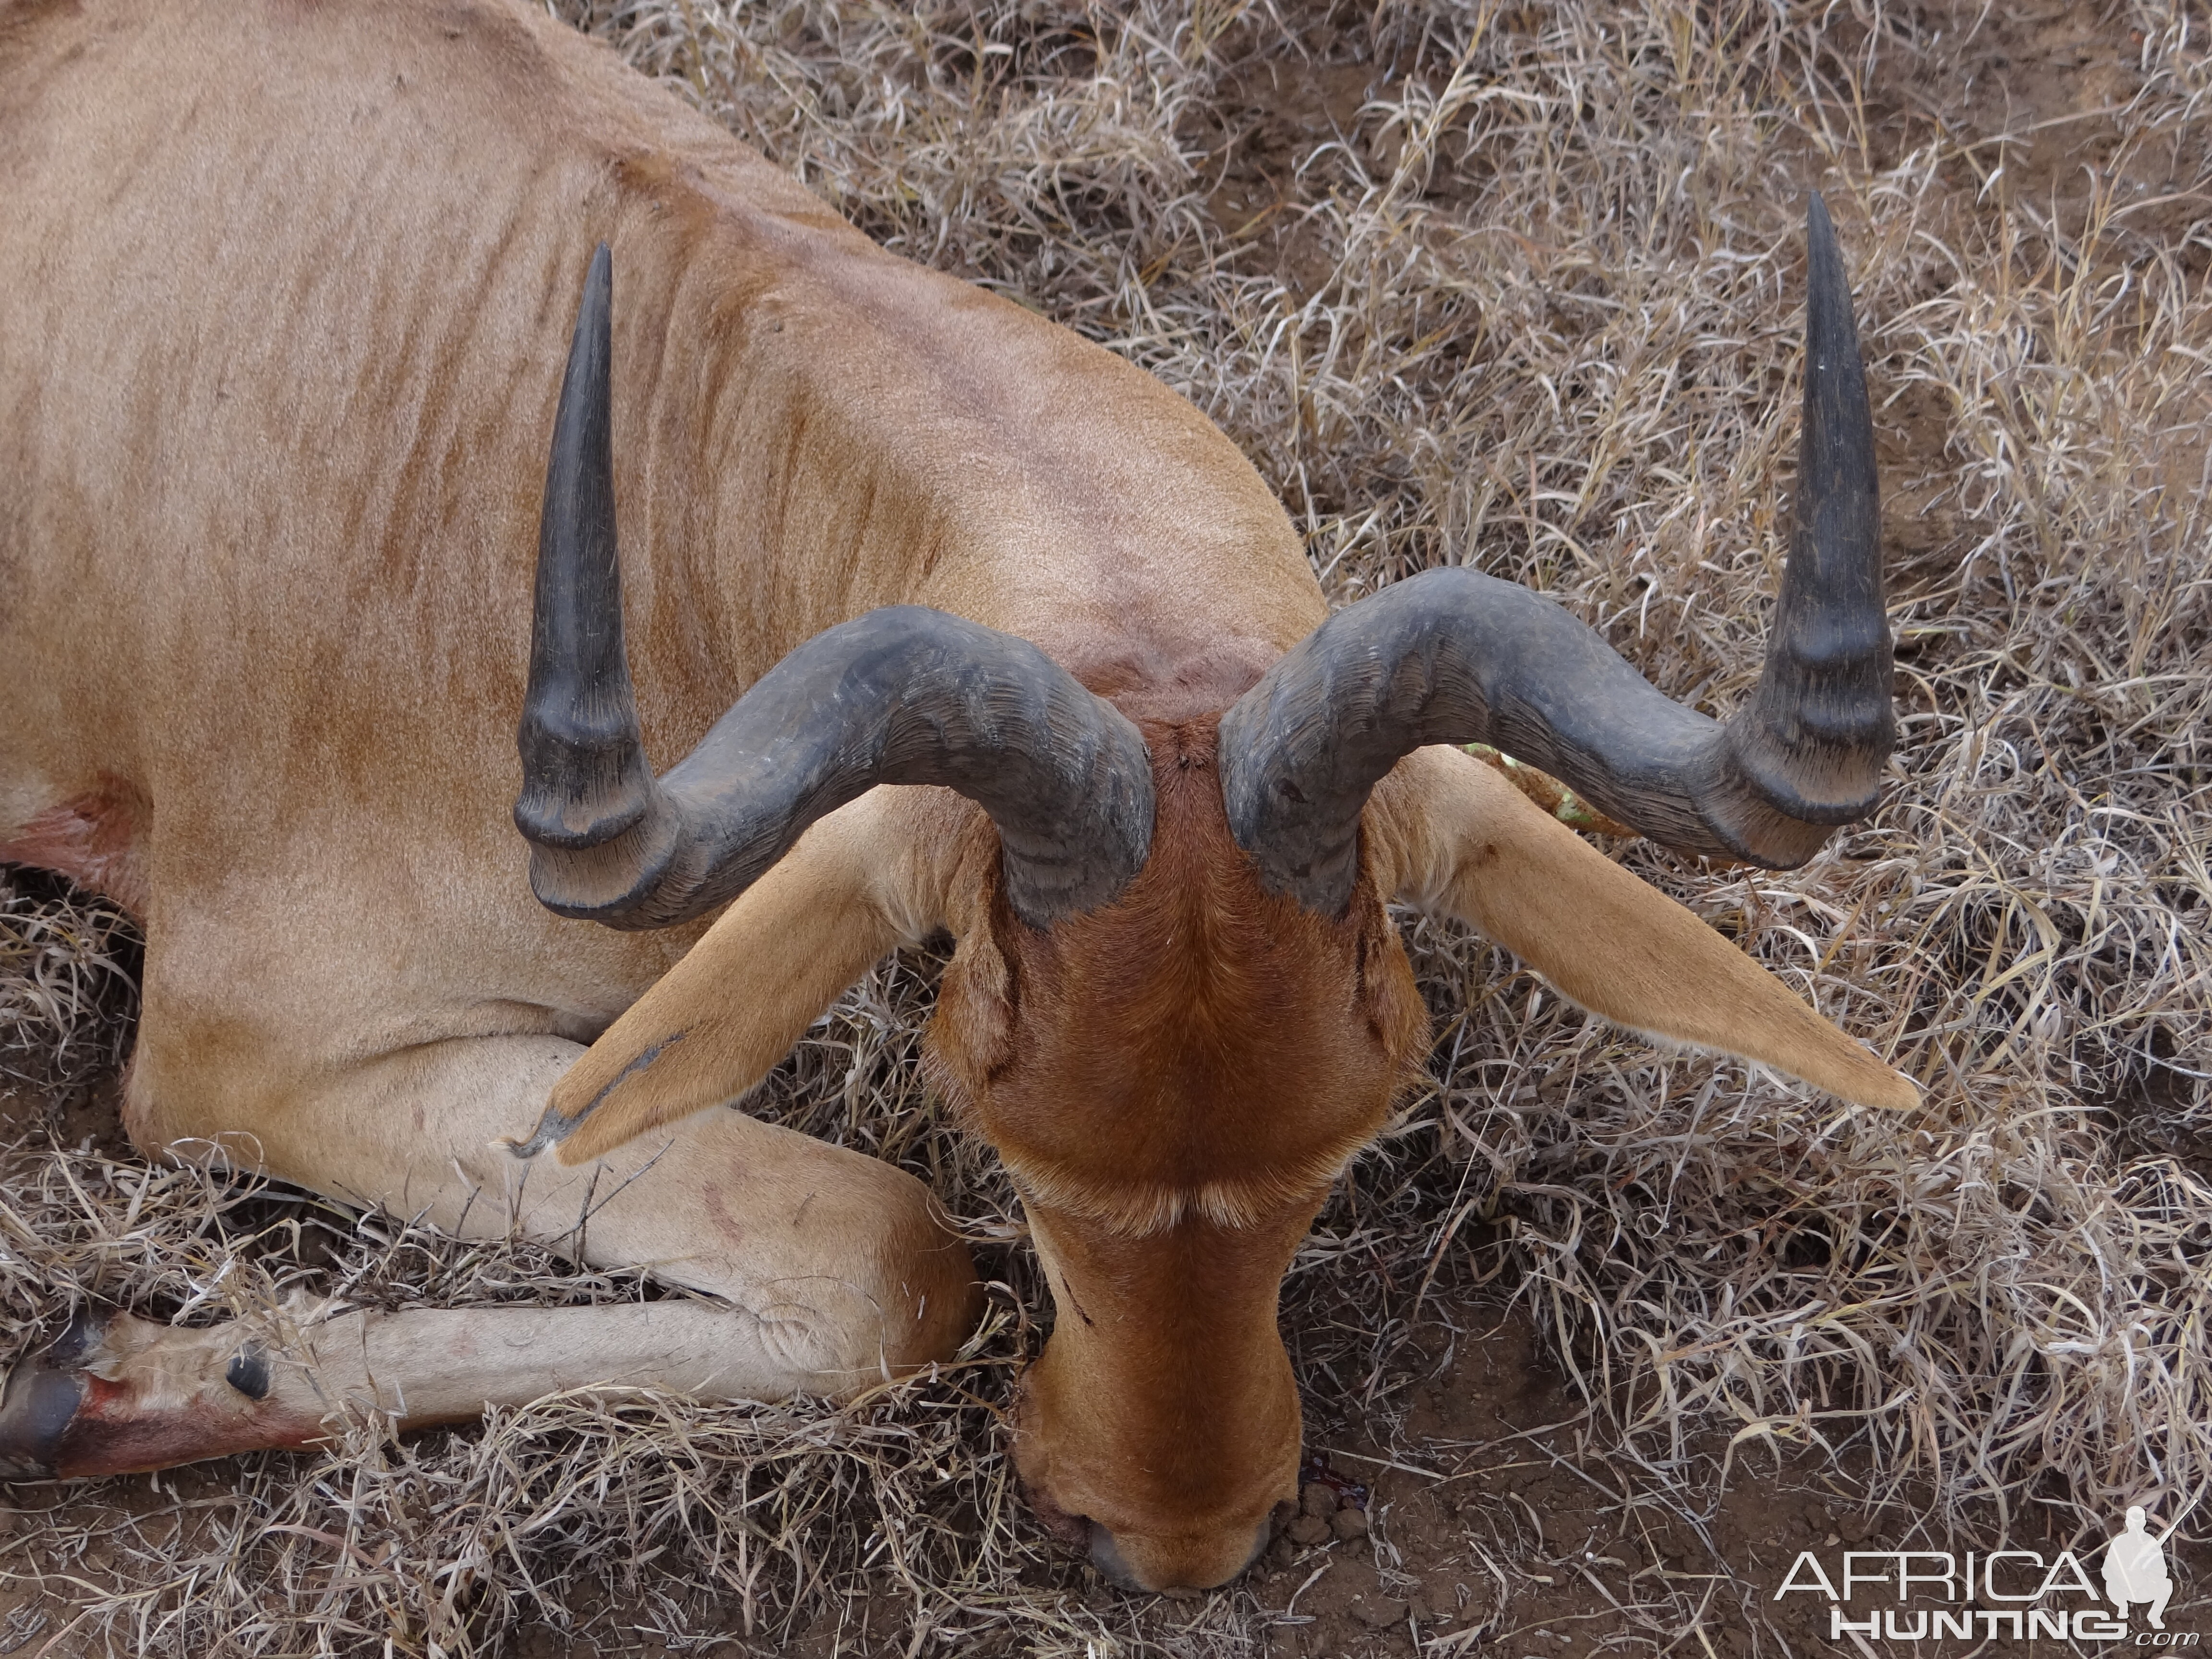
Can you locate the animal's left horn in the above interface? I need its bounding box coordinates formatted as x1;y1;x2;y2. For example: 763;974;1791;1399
514;245;1153;931
1218;193;1892;914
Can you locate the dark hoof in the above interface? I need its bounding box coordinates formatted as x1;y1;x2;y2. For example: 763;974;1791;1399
225;1344;271;1401
0;1310;104;1481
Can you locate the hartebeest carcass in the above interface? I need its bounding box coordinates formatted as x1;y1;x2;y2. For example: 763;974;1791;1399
0;0;1914;1592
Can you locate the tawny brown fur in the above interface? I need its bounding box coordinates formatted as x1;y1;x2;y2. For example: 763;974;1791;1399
924;721;1427;1587
0;0;1912;1594
930;721;1431;1235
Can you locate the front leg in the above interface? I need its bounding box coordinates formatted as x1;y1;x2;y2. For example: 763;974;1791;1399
1;1293;947;1481
0;786;985;1479
3;1027;980;1479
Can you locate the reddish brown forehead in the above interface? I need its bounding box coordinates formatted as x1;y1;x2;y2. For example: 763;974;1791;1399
973;718;1423;1221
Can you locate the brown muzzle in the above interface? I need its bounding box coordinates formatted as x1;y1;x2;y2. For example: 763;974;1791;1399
1010;1203;1308;1591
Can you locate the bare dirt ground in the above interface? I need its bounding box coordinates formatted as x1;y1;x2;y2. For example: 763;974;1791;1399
5;0;2210;1653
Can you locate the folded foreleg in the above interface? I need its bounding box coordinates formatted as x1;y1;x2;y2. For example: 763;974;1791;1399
0;1295;881;1480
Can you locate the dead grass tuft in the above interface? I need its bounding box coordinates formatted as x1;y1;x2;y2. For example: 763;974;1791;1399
4;0;2210;1652
0;869;137;1098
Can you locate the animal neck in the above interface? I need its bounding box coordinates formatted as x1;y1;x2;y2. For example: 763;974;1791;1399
601;181;1328;723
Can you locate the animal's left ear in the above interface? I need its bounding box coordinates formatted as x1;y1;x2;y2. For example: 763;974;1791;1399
515;787;981;1165
1350;868;1431;1084
1365;746;1919;1111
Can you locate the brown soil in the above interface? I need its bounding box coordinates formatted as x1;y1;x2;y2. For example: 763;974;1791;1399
1252;1310;2212;1659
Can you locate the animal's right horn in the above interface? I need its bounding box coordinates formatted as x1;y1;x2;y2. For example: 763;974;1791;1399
513;245;1154;931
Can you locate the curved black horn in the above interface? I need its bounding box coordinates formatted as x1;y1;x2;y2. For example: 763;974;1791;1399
1218;193;1891;914
514;245;1154;930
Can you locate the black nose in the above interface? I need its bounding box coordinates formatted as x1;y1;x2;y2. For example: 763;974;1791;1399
1086;1514;1275;1592
1088;1522;1142;1589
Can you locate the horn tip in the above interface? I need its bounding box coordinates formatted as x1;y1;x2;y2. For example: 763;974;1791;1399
579;241;613;327
1805;188;1835;240
1802;191;1852;337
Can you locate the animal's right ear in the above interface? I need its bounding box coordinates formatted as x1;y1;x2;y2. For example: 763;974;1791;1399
920;847;1017;1118
512;786;984;1165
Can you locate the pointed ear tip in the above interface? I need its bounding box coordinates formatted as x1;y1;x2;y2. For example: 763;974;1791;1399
1865;1070;1923;1111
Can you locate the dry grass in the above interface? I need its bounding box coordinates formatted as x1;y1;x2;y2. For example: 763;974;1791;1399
4;0;2211;1652
0;870;136;1098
